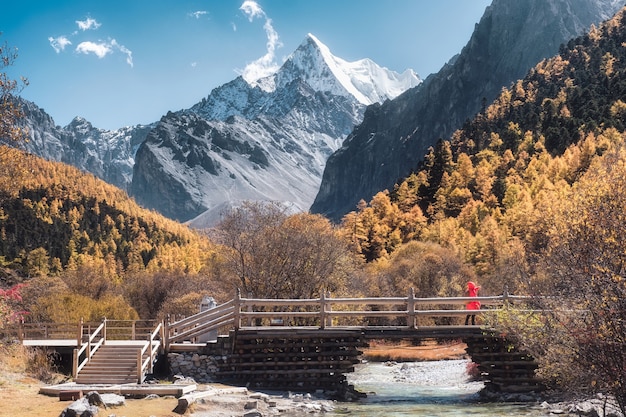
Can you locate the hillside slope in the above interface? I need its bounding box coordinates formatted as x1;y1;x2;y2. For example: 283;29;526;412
342;6;626;267
0;146;211;282
311;0;624;221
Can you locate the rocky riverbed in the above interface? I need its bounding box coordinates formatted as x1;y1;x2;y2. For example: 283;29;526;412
187;387;336;416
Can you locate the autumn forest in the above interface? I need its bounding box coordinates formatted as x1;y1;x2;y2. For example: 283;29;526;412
3;6;626;409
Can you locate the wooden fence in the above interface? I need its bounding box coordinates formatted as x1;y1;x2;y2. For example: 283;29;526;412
5;319;162;344
165;289;531;347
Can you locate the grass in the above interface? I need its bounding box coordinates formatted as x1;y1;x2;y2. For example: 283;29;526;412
362;339;468;362
0;342;178;417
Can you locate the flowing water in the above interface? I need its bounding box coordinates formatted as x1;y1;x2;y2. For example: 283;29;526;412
330;360;547;416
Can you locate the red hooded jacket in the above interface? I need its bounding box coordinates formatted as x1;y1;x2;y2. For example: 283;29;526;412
466;281;481;310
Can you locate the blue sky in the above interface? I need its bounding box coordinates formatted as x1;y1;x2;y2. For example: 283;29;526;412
2;0;491;130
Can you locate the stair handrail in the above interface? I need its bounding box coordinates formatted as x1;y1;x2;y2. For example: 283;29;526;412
167;299;236;344
137;321;163;383
73;318;107;378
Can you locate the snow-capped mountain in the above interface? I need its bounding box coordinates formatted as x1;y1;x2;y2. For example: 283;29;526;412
191;34;419;122
255;34;418;105
17;98;153;191
130;34;420;226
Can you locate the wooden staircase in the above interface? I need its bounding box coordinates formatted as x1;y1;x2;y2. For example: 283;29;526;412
75;343;150;384
72;320;164;385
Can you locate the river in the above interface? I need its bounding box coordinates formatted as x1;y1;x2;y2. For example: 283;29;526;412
330;359;547;416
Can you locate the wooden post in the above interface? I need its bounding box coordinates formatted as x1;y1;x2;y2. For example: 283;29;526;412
149;334;154;374
18;318;24;344
234;289;241;330
102;317;107;344
325;291;332;328
72;348;78;379
408;288;416;329
132;320;136;340
246;296;253;327
137;349;143;383
76;317;84;346
164;316;170;352
320;292;326;329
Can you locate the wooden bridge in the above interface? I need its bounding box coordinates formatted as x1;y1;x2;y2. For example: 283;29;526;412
10;290;542;396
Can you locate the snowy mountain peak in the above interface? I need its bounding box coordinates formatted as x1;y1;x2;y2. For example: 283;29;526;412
132;33;421;225
252;33;421;105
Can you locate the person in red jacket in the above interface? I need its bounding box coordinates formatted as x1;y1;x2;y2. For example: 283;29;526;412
465;281;481;325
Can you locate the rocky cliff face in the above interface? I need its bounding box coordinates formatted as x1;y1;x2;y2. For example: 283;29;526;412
17;98;152;191
130;34;420;225
311;0;625;221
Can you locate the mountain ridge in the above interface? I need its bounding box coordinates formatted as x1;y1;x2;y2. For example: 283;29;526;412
311;0;625;222
16;98;153;191
130;34;419;225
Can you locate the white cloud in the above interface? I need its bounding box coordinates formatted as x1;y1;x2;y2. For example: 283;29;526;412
111;39;134;68
189;10;208;19
191;62;198;68
76;41;112;58
74;39;133;67
48;36;72;53
76;17;102;31
240;0;264;21
231;22;237;32
49;17;133;68
238;0;283;84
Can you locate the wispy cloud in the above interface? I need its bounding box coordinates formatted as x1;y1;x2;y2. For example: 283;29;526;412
48;36;72;53
75;39;134;67
48;16;133;68
238;0;283;83
111;39;134;67
76;17;101;31
189;10;208;19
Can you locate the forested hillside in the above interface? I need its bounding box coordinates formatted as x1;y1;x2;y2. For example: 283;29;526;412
343;8;626;287
0;146;356;324
0;147;214;273
0;146;221;322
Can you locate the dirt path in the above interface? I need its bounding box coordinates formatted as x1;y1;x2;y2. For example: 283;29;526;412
0;373;179;417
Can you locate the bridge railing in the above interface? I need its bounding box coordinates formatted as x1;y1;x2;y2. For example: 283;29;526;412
165;299;237;349
166;289;531;344
236;289;530;329
138;321;164;383
4;318;164;344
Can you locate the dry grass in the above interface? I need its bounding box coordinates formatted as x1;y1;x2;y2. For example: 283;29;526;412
362;339;468;362
0;379;179;417
0;343;178;417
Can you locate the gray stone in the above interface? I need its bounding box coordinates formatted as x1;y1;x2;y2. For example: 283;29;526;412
244;400;257;410
100;393;125;407
59;398;99;417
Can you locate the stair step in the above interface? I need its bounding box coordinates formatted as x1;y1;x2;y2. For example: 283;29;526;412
76;342;154;384
76;378;137;384
79;368;136;373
